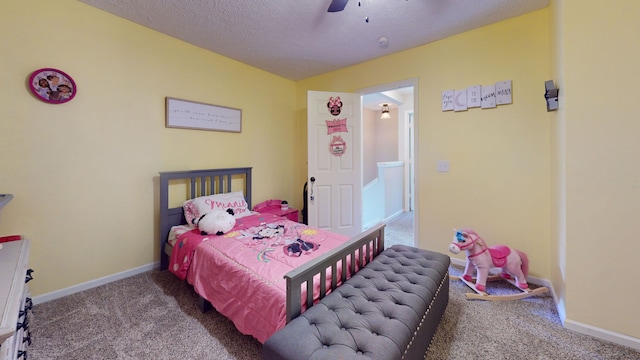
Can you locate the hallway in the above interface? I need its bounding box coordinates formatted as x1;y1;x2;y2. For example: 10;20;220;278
383;211;414;248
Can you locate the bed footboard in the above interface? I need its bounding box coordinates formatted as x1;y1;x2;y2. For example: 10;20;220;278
284;224;385;323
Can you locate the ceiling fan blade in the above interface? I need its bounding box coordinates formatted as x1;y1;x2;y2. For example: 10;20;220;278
327;0;349;12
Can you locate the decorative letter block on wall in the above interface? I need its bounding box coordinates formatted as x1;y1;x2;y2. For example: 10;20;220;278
481;84;496;109
467;85;481;108
442;90;454;111
442;80;511;112
495;80;512;105
453;90;467;112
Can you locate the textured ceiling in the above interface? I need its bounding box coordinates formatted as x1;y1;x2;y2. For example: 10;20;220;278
78;0;549;81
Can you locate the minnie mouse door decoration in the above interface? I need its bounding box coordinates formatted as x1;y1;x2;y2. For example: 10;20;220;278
326;96;348;157
329;135;347;157
327;96;342;115
29;68;77;104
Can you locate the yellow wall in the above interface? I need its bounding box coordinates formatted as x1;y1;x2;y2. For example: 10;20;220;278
297;10;552;280
560;0;640;338
0;0;297;295
549;0;566;322
2;0;639;343
297;0;640;341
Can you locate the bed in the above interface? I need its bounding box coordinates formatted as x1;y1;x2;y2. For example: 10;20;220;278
158;167;385;343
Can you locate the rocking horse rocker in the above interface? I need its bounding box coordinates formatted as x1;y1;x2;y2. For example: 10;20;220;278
448;229;549;301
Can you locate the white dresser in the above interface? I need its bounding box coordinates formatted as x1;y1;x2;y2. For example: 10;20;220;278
0;239;32;360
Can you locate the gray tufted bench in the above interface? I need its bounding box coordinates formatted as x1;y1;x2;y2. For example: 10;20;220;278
263;245;450;360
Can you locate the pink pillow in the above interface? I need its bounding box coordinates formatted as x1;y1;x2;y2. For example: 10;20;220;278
183;191;252;226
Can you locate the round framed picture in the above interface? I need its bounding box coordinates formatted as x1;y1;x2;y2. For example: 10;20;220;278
28;68;77;104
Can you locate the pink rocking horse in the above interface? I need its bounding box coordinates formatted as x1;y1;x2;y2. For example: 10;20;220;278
448;229;534;296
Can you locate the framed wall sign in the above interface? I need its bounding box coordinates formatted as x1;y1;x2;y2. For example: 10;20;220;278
29;68;77;104
165;97;242;133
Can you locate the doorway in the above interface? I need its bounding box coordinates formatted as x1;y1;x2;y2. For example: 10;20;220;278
359;79;418;248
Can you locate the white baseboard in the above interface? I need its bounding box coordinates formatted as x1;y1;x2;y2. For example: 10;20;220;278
364;210;405;233
564;320;640;351
449;257;639;351
363;218;383;231
32;262;159;305
383;210;404;223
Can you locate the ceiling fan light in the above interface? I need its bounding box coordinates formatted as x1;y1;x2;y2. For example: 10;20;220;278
380;104;391;119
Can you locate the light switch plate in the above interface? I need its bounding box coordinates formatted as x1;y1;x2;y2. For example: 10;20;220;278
437;160;450;172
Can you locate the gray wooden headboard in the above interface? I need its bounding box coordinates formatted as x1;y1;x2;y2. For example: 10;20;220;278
158;167;252;270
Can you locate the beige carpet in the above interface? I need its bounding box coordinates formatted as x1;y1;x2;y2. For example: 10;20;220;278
28;264;640;360
384;211;414;248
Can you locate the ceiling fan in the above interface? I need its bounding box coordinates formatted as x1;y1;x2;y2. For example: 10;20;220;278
327;0;349;12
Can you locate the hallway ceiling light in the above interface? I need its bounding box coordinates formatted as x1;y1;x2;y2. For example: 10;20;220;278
381;104;391;119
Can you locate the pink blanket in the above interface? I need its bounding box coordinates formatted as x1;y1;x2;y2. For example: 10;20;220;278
168;213;350;343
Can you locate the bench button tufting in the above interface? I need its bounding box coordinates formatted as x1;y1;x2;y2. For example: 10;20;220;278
264;247;450;360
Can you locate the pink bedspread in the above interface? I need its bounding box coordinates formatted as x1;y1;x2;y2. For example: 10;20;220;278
168;213;350;343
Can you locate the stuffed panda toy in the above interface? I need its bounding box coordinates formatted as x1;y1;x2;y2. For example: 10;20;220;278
195;208;236;236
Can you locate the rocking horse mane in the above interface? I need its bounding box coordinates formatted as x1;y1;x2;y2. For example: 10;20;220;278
459;228;483;244
459;228;480;238
460;228;478;235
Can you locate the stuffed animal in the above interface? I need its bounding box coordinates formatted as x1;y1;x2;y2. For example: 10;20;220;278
195;208;236;236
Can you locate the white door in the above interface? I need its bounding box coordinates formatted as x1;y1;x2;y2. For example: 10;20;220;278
307;90;362;237
407;112;415;211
